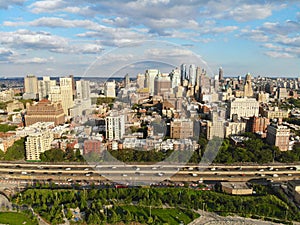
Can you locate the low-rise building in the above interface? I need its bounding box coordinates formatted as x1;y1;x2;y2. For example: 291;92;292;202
6;100;24;113
261;107;289;119
221;182;253;195
0;132;21;152
224;121;246;137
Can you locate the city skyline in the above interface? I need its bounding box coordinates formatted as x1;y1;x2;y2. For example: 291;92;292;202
0;1;300;77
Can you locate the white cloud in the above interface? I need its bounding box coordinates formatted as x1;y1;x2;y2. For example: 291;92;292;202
0;29;104;55
14;57;54;64
0;29;69;51
0;0;25;9
240;29;269;42
0;48;15;61
264;51;294;58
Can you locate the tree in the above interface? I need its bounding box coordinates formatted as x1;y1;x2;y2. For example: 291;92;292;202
40;148;65;162
4;138;25;160
0;124;17;132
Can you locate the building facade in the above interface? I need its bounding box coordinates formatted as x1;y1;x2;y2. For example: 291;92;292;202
227;98;259;120
60;77;74;115
266;124;290;151
25;99;65;126
105;114;125;141
170;119;194;139
25;129;53;161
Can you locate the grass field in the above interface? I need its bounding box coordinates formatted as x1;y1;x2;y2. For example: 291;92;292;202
119;205;199;225
0;212;38;225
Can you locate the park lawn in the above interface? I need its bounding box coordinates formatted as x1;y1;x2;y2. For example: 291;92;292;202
119;205;199;225
0;212;38;225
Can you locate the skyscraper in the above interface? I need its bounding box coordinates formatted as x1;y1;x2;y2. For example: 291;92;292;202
219;67;224;81
188;64;196;86
244;73;253;97
145;69;159;96
136;73;145;89
60;77;74;115
104;81;116;98
24;75;38;99
38;76;56;100
124;74;130;88
170;68;180;88
154;73;171;96
76;80;90;100
180;64;187;85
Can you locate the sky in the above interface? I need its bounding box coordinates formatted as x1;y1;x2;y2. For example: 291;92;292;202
0;0;300;78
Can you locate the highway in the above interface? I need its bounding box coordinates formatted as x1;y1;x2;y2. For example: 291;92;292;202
1;162;300;186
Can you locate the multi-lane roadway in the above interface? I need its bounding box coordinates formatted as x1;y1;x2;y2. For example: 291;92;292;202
1;162;300;186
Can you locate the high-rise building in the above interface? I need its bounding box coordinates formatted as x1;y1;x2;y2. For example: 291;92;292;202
266;124;290;151
170;119;193;139
180;64;187;85
104;81;116;98
48;85;62;103
68;75;76;98
219;67;224;81
26;129;53;161
105;114;125;141
243;73;253;97
154;74;171;96
188;64;196;86
277;87;288;100
24;75;38;99
60;77;74;115
136;73;145;89
38;76;56;100
76;80;90;100
145;69;159;96
124;74;130;88
247;116;270;134
206;112;225;140
227;98;259;120
170;68;180;88
25;99;65;126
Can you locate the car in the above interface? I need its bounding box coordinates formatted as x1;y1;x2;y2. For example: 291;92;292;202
112;166;117;169
269;167;274;171
259;169;264;172
288;174;293;176
65;168;71;171
157;172;164;176
191;173;198;177
67;178;73;182
273;174;279;177
210;167;216;171
122;174;128;177
85;173;91;177
84;168;89;171
152;167;157;170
